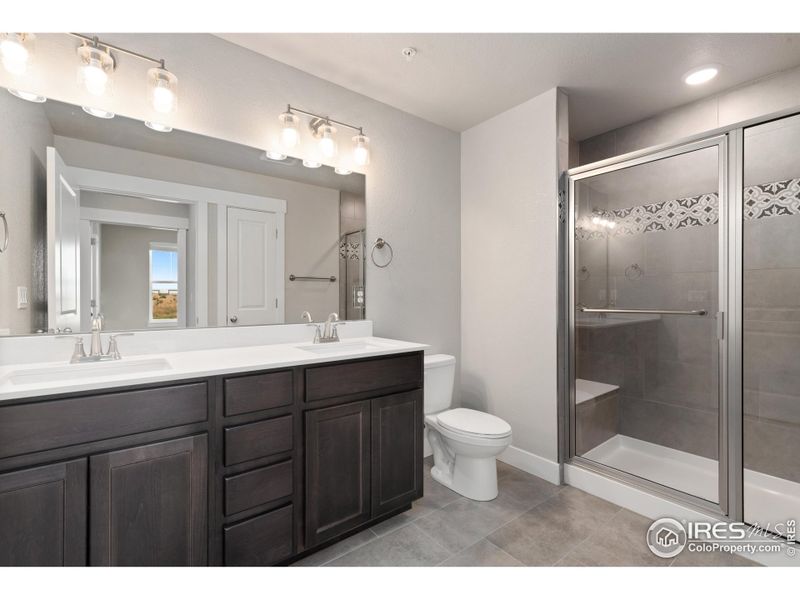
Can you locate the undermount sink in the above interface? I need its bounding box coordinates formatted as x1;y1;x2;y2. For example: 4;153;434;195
295;340;384;355
2;357;173;386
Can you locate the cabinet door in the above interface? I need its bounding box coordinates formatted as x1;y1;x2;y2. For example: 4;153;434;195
90;434;208;566
371;390;424;517
305;400;370;548
0;460;87;566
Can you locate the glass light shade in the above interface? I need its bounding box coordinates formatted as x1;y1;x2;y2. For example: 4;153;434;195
352;134;370;166
334;167;352;175
145;121;172;133
302;159;322;169
8;88;45;103
0;33;32;76
148;67;178;114
77;45;114;97
263;150;287;161
279;112;300;149
318;123;338;158
82;106;115;119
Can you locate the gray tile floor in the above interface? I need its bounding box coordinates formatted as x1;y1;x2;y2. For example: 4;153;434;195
294;458;758;567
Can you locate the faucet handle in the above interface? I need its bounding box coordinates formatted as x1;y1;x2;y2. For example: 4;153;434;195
56;335;87;363
106;332;134;360
331;321;345;341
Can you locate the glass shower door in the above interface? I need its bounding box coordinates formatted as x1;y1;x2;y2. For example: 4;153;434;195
743;114;800;531
569;139;724;505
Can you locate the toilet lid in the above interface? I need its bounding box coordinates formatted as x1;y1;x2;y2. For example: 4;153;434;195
437;408;511;439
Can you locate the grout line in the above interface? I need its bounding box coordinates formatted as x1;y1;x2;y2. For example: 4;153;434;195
318;530;379;566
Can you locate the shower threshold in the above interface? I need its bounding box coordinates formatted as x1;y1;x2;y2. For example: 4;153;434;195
583;434;800;529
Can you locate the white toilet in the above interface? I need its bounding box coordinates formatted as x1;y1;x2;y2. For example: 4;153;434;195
424;354;512;501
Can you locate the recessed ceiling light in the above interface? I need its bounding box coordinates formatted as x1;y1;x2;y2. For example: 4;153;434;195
82;106;115;119
8;88;46;103
683;65;719;86
302;159;322;169
261;150;287;161
144;121;172;133
334;167;352;175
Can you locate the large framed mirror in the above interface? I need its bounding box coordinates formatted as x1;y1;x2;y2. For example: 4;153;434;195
0;91;366;336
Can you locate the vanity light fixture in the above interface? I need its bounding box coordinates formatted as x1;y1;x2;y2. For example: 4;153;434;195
0;33;33;76
82;106;115;119
302;159;322;169
261;150;287;161
334;167;352;175
69;33;178;115
144;121;172;133
8;88;46;103
280;105;370;169
683;65;719;86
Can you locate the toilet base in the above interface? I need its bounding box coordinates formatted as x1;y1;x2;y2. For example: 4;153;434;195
430;455;499;502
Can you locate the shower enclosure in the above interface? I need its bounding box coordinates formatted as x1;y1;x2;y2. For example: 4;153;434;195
562;111;800;532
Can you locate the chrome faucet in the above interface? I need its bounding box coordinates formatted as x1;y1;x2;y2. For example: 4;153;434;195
58;327;134;364
89;314;104;358
321;312;344;343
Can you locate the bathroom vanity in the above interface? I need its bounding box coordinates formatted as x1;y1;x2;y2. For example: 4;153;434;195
0;337;426;566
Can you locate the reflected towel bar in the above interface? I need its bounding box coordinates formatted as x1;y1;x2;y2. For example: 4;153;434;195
577;306;707;316
289;274;337;282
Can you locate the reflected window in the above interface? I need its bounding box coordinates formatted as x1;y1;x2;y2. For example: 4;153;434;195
149;243;179;324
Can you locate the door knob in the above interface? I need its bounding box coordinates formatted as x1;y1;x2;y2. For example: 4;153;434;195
230;315;238;323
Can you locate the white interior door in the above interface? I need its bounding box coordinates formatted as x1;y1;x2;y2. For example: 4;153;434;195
47;147;81;333
227;207;278;326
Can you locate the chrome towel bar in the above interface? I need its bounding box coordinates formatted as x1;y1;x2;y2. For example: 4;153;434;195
577;306;707;316
289;274;336;282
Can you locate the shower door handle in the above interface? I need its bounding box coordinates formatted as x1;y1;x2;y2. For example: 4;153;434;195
577;306;707;316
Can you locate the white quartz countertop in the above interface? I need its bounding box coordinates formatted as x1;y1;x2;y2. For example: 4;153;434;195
0;336;428;403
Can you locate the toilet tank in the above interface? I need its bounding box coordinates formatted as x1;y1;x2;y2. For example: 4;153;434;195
423;354;456;415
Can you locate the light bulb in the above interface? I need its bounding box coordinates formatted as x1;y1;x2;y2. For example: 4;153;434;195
8;88;45;103
279;111;300;150
352;134;370;166
334;167;352;175
683;66;719;86
148;67;178;114
302;159;321;169
591;216;601;225
318;123;338;158
0;34;31;75
608;221;617;229
263;150;287;161
77;45;114;97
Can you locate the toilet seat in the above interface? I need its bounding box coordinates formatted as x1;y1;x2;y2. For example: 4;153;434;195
436;408;511;439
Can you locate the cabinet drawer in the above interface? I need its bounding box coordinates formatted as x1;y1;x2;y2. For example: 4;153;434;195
224;415;293;466
0;382;208;459
224;370;293;416
224;504;293;566
305;353;422;402
224;459;293;516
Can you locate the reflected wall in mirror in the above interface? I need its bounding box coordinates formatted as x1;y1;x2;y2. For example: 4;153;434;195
0;91;366;336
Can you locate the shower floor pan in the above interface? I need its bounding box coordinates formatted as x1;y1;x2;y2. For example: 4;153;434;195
583;434;800;530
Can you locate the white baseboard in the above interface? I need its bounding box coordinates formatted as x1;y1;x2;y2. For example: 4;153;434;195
498;445;561;485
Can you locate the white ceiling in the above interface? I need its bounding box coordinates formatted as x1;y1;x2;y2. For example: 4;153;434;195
216;33;800;140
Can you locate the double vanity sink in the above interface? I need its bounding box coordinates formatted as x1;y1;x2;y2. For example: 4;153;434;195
0;336;417;400
0;326;428;566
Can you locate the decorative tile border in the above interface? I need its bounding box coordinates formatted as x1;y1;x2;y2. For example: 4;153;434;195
577;177;800;240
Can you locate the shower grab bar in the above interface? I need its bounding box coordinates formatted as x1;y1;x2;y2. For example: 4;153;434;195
577;306;707;316
289;274;337;282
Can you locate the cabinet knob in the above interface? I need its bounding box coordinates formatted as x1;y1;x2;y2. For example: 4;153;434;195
229;315;238;324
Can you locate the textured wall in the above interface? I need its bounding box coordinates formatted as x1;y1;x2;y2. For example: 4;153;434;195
461;88;560;464
0;33;461;360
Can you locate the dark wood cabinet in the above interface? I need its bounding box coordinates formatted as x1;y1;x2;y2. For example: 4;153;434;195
0;460;87;566
90;435;208;566
304;399;371;548
0;350;424;566
371;390;424;517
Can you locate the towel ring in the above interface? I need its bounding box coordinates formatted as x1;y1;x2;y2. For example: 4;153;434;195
0;212;8;253
625;263;643;280
370;237;393;268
